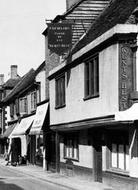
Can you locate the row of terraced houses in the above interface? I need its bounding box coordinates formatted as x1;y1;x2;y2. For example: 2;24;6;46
0;0;138;189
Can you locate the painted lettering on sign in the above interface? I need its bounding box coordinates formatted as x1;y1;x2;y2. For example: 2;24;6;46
119;44;133;111
48;23;72;55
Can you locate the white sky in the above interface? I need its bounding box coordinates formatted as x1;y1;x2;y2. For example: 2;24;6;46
0;0;66;81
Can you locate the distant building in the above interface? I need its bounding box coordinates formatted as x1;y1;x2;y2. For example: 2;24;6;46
1;62;49;170
0;65;21;155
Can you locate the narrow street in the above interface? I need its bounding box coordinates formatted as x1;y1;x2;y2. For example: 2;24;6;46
0;165;72;190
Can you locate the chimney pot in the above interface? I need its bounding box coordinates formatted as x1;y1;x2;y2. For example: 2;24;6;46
0;74;4;86
11;65;18;79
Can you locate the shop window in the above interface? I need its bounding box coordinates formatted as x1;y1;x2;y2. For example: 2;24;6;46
84;55;99;99
31;91;37;111
110;131;129;172
19;97;28;114
55;74;65;108
64;136;79;161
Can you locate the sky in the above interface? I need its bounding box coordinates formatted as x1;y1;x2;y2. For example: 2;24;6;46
0;0;66;81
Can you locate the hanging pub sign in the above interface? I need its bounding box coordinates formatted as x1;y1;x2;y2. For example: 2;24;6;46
48;23;72;55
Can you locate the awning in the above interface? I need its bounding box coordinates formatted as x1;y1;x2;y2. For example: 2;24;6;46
11;115;35;136
29;102;49;135
115;103;138;122
3;123;17;138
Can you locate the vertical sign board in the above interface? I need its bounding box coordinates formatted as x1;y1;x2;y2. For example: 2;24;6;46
48;23;72;55
119;43;133;111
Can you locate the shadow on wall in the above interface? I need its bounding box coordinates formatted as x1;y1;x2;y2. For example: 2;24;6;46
0;180;24;190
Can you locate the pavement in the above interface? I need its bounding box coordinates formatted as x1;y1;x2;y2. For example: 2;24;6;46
0;157;115;190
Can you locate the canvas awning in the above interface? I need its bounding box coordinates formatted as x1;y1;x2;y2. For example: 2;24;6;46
11;115;35;136
2;123;17;138
29;102;49;135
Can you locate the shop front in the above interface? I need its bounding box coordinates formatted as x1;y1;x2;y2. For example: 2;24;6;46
9;114;35;165
51;106;138;189
2;121;17;156
29;102;49;170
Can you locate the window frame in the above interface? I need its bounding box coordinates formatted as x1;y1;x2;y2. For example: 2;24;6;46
19;96;28;114
31;91;37;111
84;54;99;100
64;135;79;161
55;74;66;109
108;131;129;174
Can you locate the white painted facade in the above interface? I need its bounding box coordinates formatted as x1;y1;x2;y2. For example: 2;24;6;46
49;24;138;181
50;44;119;125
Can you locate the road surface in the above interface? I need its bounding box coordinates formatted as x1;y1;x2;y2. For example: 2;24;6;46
0;164;73;190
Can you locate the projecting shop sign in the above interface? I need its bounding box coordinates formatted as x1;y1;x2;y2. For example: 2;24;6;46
48;23;72;55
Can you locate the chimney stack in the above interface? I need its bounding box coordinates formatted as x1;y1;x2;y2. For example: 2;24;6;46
11;65;18;79
66;0;80;10
0;74;4;86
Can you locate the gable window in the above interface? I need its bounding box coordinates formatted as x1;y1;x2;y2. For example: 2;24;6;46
84;55;99;99
64;135;79;161
31;91;37;111
55;74;65;108
19;97;27;114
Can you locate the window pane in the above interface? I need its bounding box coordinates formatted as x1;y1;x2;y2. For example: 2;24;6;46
84;55;99;98
56;75;65;107
126;145;129;171
94;57;99;94
111;144;117;168
85;63;89;96
90;60;94;95
73;140;78;160
118;144;124;170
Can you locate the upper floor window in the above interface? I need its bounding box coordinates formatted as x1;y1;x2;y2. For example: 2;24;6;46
55;74;65;108
84;55;99;99
31;91;37;111
19;96;27;114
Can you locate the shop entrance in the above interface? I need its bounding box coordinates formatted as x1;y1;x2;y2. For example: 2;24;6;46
47;132;56;171
11;138;21;165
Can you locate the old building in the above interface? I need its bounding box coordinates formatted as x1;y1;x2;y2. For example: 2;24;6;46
43;0;111;172
1;62;49;169
47;0;138;189
0;65;21;155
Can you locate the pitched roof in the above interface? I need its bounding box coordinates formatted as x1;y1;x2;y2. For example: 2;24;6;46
35;61;45;75
43;0;110;47
72;0;138;54
3;78;21;89
2;69;35;104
